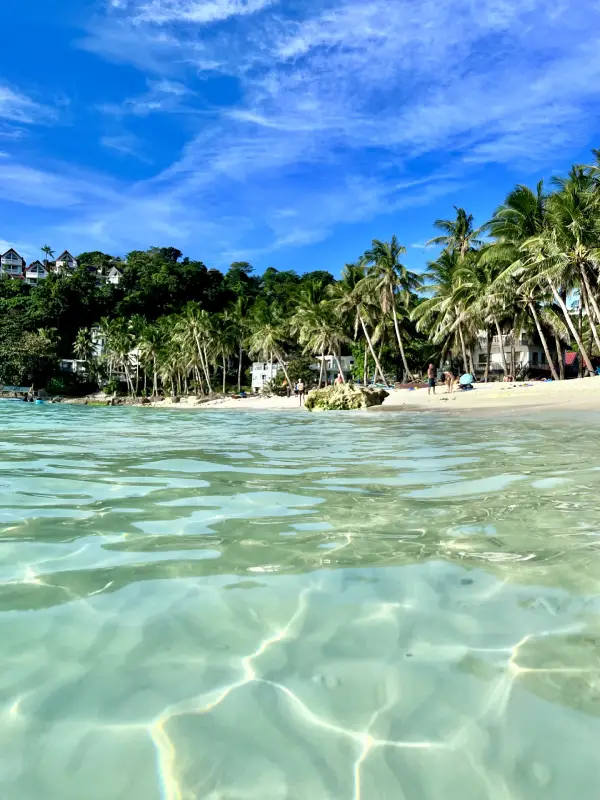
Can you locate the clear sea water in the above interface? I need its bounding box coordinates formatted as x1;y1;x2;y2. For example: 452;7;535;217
1;402;600;800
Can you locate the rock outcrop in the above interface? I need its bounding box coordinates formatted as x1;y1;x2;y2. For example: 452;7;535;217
304;384;389;411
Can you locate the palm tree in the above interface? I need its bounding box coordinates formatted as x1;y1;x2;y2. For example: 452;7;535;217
230;296;250;392
248;320;293;388
41;245;54;272
331;263;389;387
181;304;215;393
137;322;164;396
73;327;94;363
215;313;237;393
293;301;349;386
427;207;483;257
520;232;595;373
360;236;419;380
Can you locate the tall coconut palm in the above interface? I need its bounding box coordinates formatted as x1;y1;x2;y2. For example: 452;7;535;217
230;296;250;392
137;322;164;396
331;263;389;387
181;304;214;393
248;316;293;389
427;207;483;258
73;327;94;363
41;245;54;272
215;313;237;393
293;301;349;386
520;233;594;373
360;236;419;380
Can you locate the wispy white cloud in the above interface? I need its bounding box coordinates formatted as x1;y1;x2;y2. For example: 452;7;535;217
15;0;600;262
126;0;278;25
100;133;151;162
100;78;194;116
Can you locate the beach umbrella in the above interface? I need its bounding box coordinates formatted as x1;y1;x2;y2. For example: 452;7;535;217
459;373;474;386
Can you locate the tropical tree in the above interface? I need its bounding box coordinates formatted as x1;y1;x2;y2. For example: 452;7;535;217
331;263;389;387
248;320;293;389
427;207;483;258
360;236;419;380
73;327;94;363
41;245;54;271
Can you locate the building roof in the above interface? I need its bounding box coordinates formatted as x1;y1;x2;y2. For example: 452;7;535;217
1;248;22;258
56;250;75;261
27;260;46;272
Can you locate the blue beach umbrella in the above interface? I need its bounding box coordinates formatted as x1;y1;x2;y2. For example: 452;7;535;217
459;373;474;386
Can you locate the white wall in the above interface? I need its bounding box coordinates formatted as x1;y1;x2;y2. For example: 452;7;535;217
251;362;282;392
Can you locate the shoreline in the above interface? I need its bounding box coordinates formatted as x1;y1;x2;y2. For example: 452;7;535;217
47;375;600;414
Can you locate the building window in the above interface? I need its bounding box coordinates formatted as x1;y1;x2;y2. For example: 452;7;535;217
532;352;539;364
478;353;487;364
540;352;546;364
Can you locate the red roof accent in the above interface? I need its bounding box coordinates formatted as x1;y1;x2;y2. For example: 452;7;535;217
565;351;578;366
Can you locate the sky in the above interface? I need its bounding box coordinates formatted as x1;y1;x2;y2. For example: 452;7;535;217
1;0;600;276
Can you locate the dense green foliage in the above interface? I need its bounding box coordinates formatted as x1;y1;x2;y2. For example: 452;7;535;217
3;150;600;391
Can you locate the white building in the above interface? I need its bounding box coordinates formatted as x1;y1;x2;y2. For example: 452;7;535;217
251;355;356;392
251;361;282;392
107;265;123;285
472;332;554;376
24;260;49;285
59;359;87;374
313;355;355;382
1;248;24;279
54;250;78;274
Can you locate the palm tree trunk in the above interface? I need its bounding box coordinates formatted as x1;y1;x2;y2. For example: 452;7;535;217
275;354;292;388
153;356;158;396
237;340;243;393
457;323;469;373
580;264;600;341
363;348;368;385
318;351;325;388
222;355;226;393
193;333;210;392
391;300;411;381
359;315;389;388
510;320;516;377
548;277;594;373
334;353;345;383
528;302;559;381
484;329;491;382
555;333;565;380
580;275;600;356
494;319;509;376
468;348;475;376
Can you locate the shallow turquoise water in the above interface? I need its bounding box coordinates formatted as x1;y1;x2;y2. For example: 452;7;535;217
1;403;600;799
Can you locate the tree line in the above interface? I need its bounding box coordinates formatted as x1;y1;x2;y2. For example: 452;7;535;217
2;150;600;393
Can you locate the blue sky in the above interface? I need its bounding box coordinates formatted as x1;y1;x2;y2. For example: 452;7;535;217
1;0;600;276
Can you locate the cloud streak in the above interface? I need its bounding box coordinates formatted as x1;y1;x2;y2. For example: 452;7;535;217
9;0;600;264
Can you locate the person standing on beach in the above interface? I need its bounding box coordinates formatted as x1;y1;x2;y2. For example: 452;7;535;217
443;370;455;393
427;363;436;395
297;379;305;406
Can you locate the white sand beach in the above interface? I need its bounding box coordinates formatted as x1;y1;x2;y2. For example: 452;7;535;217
145;376;600;413
380;376;600;414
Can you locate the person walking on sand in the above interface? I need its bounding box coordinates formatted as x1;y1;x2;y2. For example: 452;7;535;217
443;370;455;393
427;363;436;395
297;379;305;406
334;373;343;385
